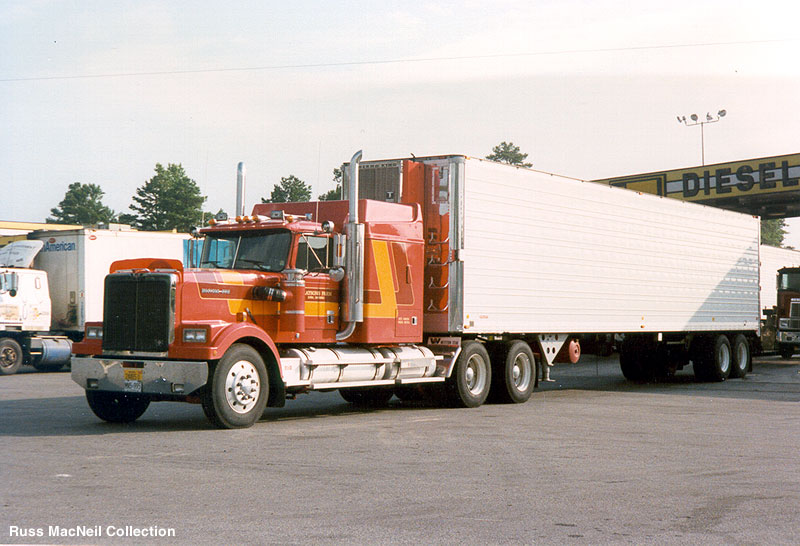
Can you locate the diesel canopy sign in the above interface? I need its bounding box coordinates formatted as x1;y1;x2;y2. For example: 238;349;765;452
594;153;800;219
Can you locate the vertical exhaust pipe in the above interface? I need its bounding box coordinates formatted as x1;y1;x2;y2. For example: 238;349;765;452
337;150;364;340
236;162;246;217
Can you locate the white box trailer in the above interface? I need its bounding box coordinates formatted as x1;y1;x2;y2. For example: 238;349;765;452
352;155;761;382
0;227;191;374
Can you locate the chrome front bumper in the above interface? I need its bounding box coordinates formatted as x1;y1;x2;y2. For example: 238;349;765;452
71;356;209;396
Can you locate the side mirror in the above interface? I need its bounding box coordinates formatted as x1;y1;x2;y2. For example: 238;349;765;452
328;267;345;282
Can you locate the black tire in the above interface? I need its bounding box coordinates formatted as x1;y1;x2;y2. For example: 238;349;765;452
779;345;794;359
394;385;426;403
86;391;150;423
491;340;535;404
202;344;269;429
445;341;491;408
32;361;65;373
0;338;23;376
693;335;731;382
729;334;750;379
339;387;394;406
619;336;654;382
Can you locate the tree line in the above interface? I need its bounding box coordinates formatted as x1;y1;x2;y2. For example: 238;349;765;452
46;142;786;246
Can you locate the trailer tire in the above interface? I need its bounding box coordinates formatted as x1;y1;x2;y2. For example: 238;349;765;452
339;387;394;407
202;344;269;429
729;334;750;379
86;391;150;423
492;340;535;404
0;338;23;376
619;336;653;382
446;341;491;408
693;335;731;382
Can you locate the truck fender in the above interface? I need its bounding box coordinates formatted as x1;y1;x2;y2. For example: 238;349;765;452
208;322;286;408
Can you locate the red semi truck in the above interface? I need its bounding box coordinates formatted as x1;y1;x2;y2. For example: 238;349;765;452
71;152;761;428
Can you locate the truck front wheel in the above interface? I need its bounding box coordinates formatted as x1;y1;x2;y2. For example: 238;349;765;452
0;338;23;376
202;344;269;429
446;341;491;408
86;391;150;423
779;345;794;359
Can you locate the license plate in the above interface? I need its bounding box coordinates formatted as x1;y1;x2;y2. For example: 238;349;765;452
123;369;143;392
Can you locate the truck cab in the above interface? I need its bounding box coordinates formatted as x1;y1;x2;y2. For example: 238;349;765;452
776;267;800;359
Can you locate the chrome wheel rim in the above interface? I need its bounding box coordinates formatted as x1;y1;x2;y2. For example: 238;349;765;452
465;354;487;396
225;360;260;414
512;352;532;392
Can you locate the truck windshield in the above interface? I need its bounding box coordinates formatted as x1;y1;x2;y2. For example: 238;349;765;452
778;272;800;291
200;230;291;272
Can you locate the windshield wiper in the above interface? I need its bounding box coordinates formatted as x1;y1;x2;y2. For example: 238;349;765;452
236;258;270;271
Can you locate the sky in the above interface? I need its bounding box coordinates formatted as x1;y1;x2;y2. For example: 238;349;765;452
2;0;799;246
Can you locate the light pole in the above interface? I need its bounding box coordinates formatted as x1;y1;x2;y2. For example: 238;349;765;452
677;109;727;166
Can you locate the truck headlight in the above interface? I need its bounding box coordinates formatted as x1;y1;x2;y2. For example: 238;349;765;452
86;326;103;339
779;318;790;329
183;328;207;343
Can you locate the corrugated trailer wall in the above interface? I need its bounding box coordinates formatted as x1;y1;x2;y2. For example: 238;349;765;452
440;157;760;335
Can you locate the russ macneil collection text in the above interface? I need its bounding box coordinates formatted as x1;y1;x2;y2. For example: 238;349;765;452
9;524;176;538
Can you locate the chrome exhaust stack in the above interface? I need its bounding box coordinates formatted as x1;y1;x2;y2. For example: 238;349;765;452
236;162;246;217
337;150;364;341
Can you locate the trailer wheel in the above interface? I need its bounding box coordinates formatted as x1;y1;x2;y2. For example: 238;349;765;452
492;340;535;404
619;336;653;382
446;341;491;408
85;391;150;423
693;335;731;382
0;338;23;376
729;334;750;379
202;344;269;429
339;387;394;407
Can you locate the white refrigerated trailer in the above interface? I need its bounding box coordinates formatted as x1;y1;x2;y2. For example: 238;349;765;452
350;155;761;383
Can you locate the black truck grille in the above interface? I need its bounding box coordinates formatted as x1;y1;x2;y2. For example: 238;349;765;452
102;272;175;353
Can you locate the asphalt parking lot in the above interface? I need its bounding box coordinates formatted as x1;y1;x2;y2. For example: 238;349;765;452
1;354;799;544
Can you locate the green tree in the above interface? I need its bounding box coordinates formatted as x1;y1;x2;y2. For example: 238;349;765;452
47;182;116;225
486;141;532;167
318;167;343;201
262;175;312;203
127;163;206;232
761;218;787;247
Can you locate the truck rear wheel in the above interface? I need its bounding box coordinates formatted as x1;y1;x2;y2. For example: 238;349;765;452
729;334;750;378
202;344;269;429
446;341;491;408
0;338;23;376
339;387;394;406
491;340;535;404
86;391;150;423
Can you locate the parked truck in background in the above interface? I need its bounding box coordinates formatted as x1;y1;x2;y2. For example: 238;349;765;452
775;267;800;359
0;227;191;375
71;152;761;428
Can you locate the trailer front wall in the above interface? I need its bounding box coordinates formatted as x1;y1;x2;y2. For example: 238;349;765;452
448;158;760;335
